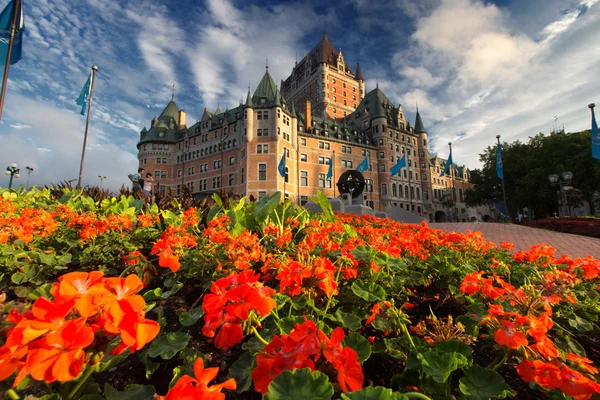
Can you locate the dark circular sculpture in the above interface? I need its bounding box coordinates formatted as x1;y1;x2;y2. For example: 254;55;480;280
337;170;366;199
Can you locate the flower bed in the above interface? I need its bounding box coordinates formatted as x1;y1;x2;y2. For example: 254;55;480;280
1;189;600;400
523;217;600;239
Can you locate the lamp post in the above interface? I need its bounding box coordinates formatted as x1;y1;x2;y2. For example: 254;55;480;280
548;171;573;217
98;175;107;190
25;166;33;189
5;163;20;189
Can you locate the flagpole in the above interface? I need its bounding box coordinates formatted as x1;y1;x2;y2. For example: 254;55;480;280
497;135;510;221
449;142;457;222
0;0;20;121
77;65;98;189
332;150;336;197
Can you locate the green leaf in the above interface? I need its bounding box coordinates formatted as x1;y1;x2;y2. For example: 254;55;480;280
568;315;594;332
27;283;53;301
341;386;408;400
37;395;63;400
39;252;56;265
383;338;407;361
419;351;466;383
436;340;473;363
265;368;334;400
327;310;363;330
104;383;155;400
147;332;190;360
255;192;282;224
459;366;514;400
278;316;306;334
343;332;372;362
351;281;386;302
229;351;256;393
143;282;183;301
14;286;32;298
177;306;204;327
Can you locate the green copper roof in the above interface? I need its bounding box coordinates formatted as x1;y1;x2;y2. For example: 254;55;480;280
252;69;281;106
245;88;254;107
214;105;222;115
158;98;179;125
414;110;426;134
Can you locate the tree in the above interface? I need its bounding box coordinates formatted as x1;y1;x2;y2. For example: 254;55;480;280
465;130;600;218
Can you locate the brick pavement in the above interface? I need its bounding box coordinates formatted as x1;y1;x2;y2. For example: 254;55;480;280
429;223;600;259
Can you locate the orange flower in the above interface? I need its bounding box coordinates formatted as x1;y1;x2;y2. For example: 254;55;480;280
559;366;600;400
494;320;528;349
51;271;108;318
532;335;558;359
567;354;599;375
159;249;181;272
161;358;236;400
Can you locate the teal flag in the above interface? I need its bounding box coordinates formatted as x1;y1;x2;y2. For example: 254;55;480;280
278;151;286;178
326;157;333;180
0;0;24;66
592;106;600;160
356;156;369;173
496;142;503;179
390;155;406;177
440;149;453;177
76;71;92;115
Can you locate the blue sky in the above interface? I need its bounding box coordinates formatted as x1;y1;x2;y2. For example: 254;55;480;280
0;0;599;190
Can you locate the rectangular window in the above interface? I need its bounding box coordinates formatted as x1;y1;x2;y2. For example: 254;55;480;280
229;174;234;186
258;164;267;181
318;173;330;188
300;138;306;146
379;164;385;172
178;169;182;178
229;156;235;166
257;111;262;120
284;166;289;183
379;151;385;159
212;176;221;189
263;111;269;119
300;196;309;206
161;171;167;179
156;157;161;164
241;167;245;184
258;191;267;199
300;153;307;162
257;128;263;136
318;156;325;164
381;184;388;195
300;171;308;186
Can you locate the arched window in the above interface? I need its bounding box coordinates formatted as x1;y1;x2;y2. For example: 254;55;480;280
233;139;237;147
405;186;409;198
392;183;397;197
399;185;403;198
416;187;420;200
410;187;415;199
201;149;204;156
228;140;232;148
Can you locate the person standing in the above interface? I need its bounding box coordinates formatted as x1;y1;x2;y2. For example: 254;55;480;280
129;168;145;193
143;172;155;198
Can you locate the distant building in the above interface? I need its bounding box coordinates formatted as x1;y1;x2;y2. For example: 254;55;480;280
136;34;495;222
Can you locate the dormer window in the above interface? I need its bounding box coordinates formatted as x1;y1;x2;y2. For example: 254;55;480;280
261;98;266;104
159;131;164;137
219;119;223;124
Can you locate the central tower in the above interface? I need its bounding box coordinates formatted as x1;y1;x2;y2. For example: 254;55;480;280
281;32;365;120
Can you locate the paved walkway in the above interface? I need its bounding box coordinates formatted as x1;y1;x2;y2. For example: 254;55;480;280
429;223;600;259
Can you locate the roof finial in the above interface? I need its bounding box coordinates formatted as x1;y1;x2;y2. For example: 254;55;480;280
171;84;175;100
416;101;418;112
295;51;298;66
323;22;327;38
266;57;268;70
376;78;379;89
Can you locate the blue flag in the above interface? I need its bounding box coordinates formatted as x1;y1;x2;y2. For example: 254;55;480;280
326;157;333;180
390;155;406;177
356;156;369;173
440;149;453;177
0;0;24;66
592;106;600;160
496;141;504;179
278;151;286;178
76;72;92;116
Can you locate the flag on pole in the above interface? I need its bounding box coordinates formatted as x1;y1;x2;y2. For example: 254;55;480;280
592;105;600;160
278;151;286;178
390;155;406;177
0;0;24;66
440;149;453;177
356;156;369;173
326;157;333;180
76;71;92;116
496;141;504;179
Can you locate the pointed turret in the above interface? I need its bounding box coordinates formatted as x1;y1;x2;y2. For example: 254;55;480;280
355;61;364;81
414;109;426;134
214;103;222;115
289;102;296;117
141;126;147;133
201;107;212;121
252;68;282;106
245;87;254;107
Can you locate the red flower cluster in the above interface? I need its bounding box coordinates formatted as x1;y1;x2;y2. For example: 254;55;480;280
274;256;338;298
0;207;59;244
66;213;133;242
251;320;364;394
0;272;159;386
513;244;556;266
151;225;197;272
517;360;600;399
202;271;276;350
158;357;236;400
203;220;264;271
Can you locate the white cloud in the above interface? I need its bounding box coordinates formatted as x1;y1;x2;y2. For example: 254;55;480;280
399;66;444;88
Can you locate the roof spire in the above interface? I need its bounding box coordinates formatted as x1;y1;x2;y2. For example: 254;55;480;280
376;78;379;89
414;106;426;134
171;84;175;100
355;59;364;81
266;57;268;70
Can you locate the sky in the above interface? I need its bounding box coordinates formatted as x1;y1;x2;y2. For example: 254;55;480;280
0;0;599;191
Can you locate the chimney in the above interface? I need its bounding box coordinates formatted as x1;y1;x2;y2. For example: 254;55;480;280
305;100;311;129
179;110;186;130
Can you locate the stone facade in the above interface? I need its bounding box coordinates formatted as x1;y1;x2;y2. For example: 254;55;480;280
136;35;496;222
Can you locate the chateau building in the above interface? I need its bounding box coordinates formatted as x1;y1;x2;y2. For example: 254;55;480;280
136;35;495;222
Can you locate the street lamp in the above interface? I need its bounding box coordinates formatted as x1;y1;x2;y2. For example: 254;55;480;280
25;166;34;189
5;163;20;189
548;171;573;217
98;175;107;190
